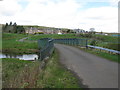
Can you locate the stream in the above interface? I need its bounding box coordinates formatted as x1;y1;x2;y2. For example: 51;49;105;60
0;53;39;61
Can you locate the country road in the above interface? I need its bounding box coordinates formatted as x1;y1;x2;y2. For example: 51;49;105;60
55;44;118;88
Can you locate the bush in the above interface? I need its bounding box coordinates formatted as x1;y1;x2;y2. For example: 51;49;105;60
90;39;98;46
105;43;120;51
76;33;92;38
94;36;104;41
34;32;44;34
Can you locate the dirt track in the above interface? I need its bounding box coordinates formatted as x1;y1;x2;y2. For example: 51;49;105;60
55;44;118;88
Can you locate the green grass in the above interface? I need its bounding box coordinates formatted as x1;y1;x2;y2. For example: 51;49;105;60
36;50;81;88
27;34;83;41
2;33;38;54
77;33;119;51
2;58;41;88
2;32;119;88
94;34;119;42
78;47;119;63
2;50;81;88
29;33;119;51
88;34;119;51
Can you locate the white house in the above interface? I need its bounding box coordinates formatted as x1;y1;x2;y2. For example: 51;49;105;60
58;30;62;34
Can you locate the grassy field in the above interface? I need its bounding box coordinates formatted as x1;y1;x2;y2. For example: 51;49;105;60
3;33;118;51
2;33;38;54
76;33;119;51
2;58;40;88
88;34;119;51
27;34;82;40
2;50;81;88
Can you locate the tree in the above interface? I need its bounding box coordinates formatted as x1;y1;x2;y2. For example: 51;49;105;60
89;28;95;34
67;29;70;33
90;28;95;32
16;26;25;34
4;23;8;29
13;22;17;33
5;23;8;26
9;22;12;26
3;23;9;31
90;39;98;46
13;22;17;26
2;23;8;31
100;31;103;34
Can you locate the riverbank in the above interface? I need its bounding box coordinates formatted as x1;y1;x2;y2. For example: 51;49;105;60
2;49;80;88
2;33;39;54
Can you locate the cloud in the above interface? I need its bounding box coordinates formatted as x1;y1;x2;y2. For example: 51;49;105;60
76;6;118;32
0;0;22;16
0;0;118;32
13;0;81;26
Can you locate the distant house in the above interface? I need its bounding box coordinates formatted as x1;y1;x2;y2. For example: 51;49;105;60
46;28;53;34
74;29;86;34
58;30;62;34
44;28;62;34
25;27;44;34
25;26;65;34
104;34;108;35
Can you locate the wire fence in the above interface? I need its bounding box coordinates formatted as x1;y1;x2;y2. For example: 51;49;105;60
38;38;54;60
38;38;119;60
54;38;88;47
38;38;88;60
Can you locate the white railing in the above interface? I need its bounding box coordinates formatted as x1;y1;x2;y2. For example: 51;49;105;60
87;45;120;55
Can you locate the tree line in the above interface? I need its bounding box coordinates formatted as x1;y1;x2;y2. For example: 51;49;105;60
2;22;25;34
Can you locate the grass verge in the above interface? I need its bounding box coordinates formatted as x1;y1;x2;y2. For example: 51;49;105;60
77;47;119;63
36;49;81;88
2;58;41;88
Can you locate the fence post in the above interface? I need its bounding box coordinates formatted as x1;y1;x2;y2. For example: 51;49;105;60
86;39;88;48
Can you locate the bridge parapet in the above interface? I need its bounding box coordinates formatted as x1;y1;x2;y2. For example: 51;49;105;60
54;38;88;47
38;38;88;60
38;38;54;60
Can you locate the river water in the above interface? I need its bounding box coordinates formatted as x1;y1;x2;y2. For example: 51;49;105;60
0;53;39;61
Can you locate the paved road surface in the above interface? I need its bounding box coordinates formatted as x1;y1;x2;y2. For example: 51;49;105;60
55;44;118;88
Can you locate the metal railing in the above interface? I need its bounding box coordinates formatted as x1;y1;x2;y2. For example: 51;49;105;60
87;45;120;55
54;38;88;47
38;38;54;60
38;38;88;60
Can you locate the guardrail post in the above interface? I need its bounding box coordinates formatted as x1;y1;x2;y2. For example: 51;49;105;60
86;39;88;48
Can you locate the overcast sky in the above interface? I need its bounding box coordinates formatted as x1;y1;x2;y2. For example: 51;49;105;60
0;0;119;32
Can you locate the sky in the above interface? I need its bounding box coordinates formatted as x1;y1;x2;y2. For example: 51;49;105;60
0;0;119;32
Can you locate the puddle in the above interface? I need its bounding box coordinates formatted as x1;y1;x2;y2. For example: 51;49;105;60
0;53;39;61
